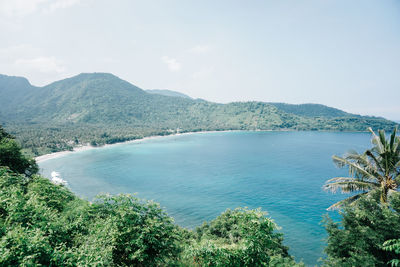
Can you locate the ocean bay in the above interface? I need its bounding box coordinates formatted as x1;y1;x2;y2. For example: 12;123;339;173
38;131;371;265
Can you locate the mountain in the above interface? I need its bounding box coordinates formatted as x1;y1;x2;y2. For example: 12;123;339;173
0;73;397;155
0;74;38;120
146;89;192;99
268;103;352;118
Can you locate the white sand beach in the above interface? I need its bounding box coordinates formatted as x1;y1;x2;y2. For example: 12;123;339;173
34;130;241;163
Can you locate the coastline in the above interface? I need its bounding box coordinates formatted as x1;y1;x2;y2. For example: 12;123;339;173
34;128;371;163
34;130;238;163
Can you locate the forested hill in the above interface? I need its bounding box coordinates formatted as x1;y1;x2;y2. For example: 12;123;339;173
268;103;351;118
0;73;397;155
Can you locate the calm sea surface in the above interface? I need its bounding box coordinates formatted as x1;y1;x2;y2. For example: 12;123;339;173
39;131;371;265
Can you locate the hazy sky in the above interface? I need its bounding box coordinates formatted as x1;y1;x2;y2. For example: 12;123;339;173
1;0;399;120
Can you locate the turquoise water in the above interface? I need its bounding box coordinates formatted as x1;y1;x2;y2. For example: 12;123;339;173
39;131;371;265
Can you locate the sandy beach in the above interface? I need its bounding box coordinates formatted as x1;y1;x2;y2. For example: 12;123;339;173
34;128;363;163
34;130;240;163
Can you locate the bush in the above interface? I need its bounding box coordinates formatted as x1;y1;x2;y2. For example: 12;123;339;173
87;194;183;266
0;126;37;175
183;208;304;266
0;167;183;266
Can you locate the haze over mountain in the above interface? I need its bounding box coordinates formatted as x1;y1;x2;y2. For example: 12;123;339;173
146;89;192;99
0;72;397;155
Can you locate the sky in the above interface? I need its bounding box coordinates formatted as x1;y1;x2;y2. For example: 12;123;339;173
0;0;399;120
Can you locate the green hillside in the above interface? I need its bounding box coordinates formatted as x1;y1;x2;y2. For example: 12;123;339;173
0;73;397;156
269;103;352;118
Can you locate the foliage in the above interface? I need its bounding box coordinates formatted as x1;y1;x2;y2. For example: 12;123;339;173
269;103;351;118
383;239;400;266
0;125;38;175
0;166;183;266
0;166;304;266
0;128;301;266
182;208;304;266
88;194;183;266
324;127;400;210
0;126;185;266
322;192;400;266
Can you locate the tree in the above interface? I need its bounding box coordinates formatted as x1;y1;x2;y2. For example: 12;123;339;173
88;194;182;266
0;125;38;175
383;239;400;266
0;166;183;266
0;126;12;139
182;208;304;266
323;192;400;266
323;127;400;210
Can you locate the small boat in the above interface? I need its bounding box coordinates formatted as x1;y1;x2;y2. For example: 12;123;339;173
51;171;68;186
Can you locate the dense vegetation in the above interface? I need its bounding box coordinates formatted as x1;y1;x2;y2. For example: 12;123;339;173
189;208;304;266
383;239;400;266
323;192;400;266
0;73;397;156
323;128;400;266
0;126;37;175
0;126;302;266
268;103;351;118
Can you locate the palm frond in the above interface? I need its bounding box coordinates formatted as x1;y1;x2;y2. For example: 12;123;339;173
345;150;372;167
327;192;368;211
326;127;400;209
379;129;388;150
332;156;375;179
324;177;357;184
369;127;384;154
394;174;400;185
389;127;397;152
393;131;400;154
388;189;400;199
324;180;379;194
366;150;385;174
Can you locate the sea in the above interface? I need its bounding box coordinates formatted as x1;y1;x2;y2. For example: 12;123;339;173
39;131;372;265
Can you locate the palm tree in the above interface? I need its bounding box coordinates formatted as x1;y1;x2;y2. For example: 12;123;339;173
324;127;400;210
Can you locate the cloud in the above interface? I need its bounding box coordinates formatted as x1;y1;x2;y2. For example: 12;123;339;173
162;56;181;72
0;44;68;85
14;57;65;73
0;0;83;17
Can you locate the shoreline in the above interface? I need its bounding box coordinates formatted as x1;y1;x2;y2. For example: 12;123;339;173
34;128;371;163
34;130;239;163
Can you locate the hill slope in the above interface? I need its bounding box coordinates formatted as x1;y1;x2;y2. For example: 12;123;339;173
268;103;352;118
0;73;397;155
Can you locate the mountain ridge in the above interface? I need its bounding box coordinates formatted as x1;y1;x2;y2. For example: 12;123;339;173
0;72;390;120
0;72;397;155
